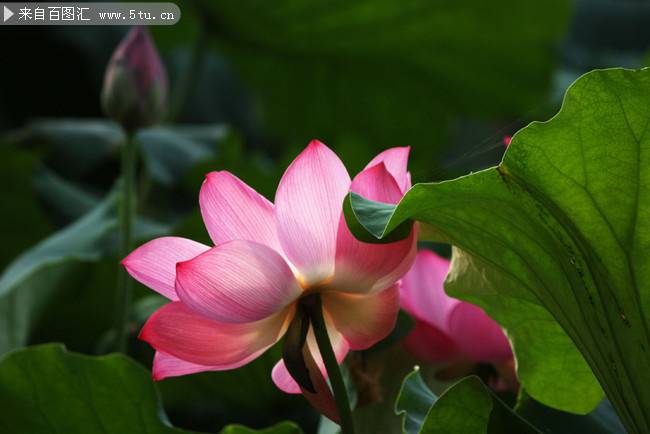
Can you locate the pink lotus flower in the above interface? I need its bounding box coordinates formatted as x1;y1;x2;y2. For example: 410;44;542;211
400;250;516;389
123;141;416;401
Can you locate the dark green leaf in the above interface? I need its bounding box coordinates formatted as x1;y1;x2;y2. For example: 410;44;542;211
396;369;540;434
219;422;303;434
0;145;53;269
0;344;303;434
345;68;650;432
0;195;116;355
137;125;227;186
0;192;117;300
343;193;412;244
33;165;100;223
9;119;228;187
0;344;204;433
0;188;169;355
28;260;137;355
7;118;123;176
516;394;627;434
395;368;436;434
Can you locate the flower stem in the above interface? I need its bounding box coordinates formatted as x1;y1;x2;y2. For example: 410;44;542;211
309;295;355;434
114;131;137;352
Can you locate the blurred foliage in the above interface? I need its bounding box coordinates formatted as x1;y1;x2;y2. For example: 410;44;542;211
0;145;53;268
169;0;570;182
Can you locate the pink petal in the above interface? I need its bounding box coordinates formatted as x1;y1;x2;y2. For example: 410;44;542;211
122;237;210;300
447;303;513;363
152;351;222;380
322;285;400;350
400;250;512;364
175;240;302;323
272;320;349;394
152;350;278;381
364;147;411;192
353;162;404;204
199;171;282;251
333;162;417;293
140;301;292;367
400;250;459;332
402;319;461;363
271;360;303;394
275;140;351;285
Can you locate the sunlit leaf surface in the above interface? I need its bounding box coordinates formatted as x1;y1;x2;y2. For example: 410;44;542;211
345;68;650;433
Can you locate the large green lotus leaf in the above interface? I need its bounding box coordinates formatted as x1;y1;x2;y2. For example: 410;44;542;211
395;369;539;434
190;0;568;179
0;344;202;434
343;68;650;433
0;344;299;434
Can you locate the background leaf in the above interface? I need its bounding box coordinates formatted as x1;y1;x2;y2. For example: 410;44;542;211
0;190;169;356
395;368;437;434
137;125;227;186
0;344;203;434
0;195;117;355
0;145;53;268
219;422;303;434
0;344;298;434
516;393;626;434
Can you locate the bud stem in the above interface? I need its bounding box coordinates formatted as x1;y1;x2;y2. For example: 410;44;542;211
114;131;138;352
308;295;356;434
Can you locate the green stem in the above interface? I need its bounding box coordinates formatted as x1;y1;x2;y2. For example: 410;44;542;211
309;295;355;434
114;132;137;352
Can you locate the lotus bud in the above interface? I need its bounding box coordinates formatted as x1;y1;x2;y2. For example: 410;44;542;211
101;26;168;132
